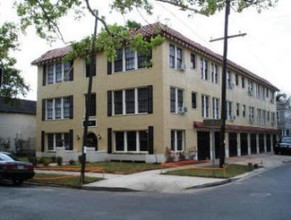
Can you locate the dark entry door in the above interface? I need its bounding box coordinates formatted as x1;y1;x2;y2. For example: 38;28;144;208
215;132;221;159
197;131;210;160
266;134;271;152
240;133;248;156
251;133;257;154
259;134;265;153
229;132;237;157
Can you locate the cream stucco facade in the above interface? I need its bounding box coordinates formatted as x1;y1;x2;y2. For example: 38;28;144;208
34;23;278;163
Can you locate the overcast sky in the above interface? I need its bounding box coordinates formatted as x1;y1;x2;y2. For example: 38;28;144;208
1;0;291;100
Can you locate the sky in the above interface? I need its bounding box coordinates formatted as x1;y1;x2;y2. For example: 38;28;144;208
1;0;291;101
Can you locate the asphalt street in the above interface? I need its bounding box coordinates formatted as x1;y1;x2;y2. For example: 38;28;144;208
1;162;291;220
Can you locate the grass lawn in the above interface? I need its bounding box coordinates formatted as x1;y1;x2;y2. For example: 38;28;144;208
27;173;101;188
164;164;254;178
37;162;161;174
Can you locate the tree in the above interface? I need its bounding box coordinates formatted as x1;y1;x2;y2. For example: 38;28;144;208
14;0;278;45
0;22;29;99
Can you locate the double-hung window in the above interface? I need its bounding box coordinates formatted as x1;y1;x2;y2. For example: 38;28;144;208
171;130;184;152
125;89;135;114
211;63;218;84
55;63;62;83
213;97;219;119
227;71;233;88
44;96;73;120
125;48;135;70
236;103;240;117
201;95;209;118
47;132;71;151
169;44;176;68
114;90;123;115
249;106;255;122
176;48;183;69
55;98;62;119
110;48;152;73
226;101;233;119
45;62;73;85
114;49;123;72
192;92;197;109
190;54;196;69
85;93;96;117
170;87;184;113
200;58;208;80
110;86;152;115
114;131;149;152
169;44;183;69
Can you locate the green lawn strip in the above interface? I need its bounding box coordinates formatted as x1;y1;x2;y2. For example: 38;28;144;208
44;162;161;174
27;173;101;188
163;164;254;178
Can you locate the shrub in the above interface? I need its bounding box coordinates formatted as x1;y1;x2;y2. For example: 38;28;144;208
69;159;76;165
165;147;174;162
28;156;37;166
50;156;57;163
78;155;84;164
42;158;51;166
56;156;63;166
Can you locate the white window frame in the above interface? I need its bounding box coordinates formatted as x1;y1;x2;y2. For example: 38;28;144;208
212;97;220;119
112;87;149;115
45;97;71;120
114;131;148;153
226;101;233;119
200;58;208;80
202;95;209;118
211;63;218;84
47;133;70;151
170;87;184;114
169;44;183;69
46;62;71;85
171;130;185;152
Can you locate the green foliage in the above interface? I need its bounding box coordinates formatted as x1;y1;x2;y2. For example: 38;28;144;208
112;0;278;16
65;22;164;62
15;0;82;41
0;22;29;99
57;156;63;166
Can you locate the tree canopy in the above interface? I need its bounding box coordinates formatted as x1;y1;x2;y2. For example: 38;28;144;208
0;22;29;99
0;0;279;99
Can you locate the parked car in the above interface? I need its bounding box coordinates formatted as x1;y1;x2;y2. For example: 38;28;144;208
0;152;35;185
274;136;291;155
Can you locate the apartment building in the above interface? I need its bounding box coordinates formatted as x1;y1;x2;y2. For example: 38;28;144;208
32;22;278;163
277;99;291;137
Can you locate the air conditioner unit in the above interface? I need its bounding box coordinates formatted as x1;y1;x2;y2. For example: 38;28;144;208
228;83;235;89
178;106;187;114
270;98;274;104
178;63;186;71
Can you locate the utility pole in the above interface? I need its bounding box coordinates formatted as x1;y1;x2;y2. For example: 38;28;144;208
219;0;230;168
210;0;246;168
80;10;98;184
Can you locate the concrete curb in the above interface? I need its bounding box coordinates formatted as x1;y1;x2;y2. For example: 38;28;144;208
81;186;140;192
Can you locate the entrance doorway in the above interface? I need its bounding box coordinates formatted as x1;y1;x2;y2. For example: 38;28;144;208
197;131;210;160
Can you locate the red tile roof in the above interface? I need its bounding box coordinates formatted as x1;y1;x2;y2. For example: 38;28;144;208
32;22;278;90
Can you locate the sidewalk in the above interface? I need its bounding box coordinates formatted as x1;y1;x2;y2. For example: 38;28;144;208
36;153;291;193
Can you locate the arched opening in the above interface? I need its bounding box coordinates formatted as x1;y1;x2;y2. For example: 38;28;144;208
87;132;98;150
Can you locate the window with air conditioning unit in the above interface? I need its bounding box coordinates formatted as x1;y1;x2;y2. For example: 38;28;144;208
178;106;188;115
178;63;186;72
